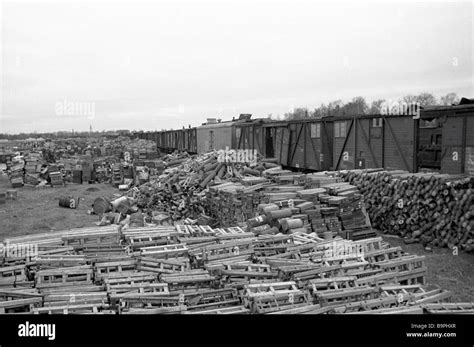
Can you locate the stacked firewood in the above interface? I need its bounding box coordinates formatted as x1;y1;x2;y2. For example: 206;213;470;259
341;170;473;252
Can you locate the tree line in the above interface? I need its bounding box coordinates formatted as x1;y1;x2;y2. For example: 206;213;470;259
280;92;461;120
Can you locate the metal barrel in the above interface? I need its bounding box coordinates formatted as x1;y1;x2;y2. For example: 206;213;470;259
59;196;78;209
93;197;112;215
116;200;131;215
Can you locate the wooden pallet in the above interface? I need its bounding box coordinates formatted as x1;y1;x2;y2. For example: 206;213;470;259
315;286;379;307
0;297;43;314
220;263;278;282
33;303;111;314
214;227;254;241
122;305;187;314
184;305;250;314
31;255;88;269
362;247;404;263
308;276;358;293
140;244;189;259
185;288;241;311
62;230;120;247
80;244;127;257
94;260;138;280
347;305;424;314
253;235;294;248
110;282;169;295
375;255;427;285
243;281;305;310
37;284;106;295
126;232;180;250
191;240;254;264
118;295;182;312
137;256;189;274
161;270;216;292
176;225;216;237
292;232;324;245
43;292;108;307
293;260;368;283
331;294;415;313
0;264;28;282
104;273;157;293
35;265;93;289
243;281;310;314
421;303;474;314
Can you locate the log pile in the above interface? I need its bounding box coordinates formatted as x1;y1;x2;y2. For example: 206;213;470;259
0;224;468;314
341;170;473;252
134;151;273;222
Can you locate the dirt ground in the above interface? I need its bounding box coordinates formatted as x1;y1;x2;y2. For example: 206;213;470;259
0;174;472;301
0;175;119;239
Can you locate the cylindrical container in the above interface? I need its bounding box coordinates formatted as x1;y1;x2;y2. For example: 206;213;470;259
93;197;112;215
281;218;303;231
247;215;270;228
263;162;279;169
256;226;279;235
267;208;293;220
250;224;272;234
243;167;260;176
59;196;79;209
116;200;131;214
260;204;278;214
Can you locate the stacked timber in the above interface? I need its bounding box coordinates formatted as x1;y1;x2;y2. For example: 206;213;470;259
341;170;473;252
135;151;268;222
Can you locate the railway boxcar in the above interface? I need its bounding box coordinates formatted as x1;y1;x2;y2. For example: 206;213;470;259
262;119;333;171
286;119;333;171
182;127;197;153
234;119;266;155
332;114;417;172
196;114;260;154
262;121;289;164
420;102;474;175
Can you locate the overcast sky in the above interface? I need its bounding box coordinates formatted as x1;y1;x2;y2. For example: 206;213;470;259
0;0;472;133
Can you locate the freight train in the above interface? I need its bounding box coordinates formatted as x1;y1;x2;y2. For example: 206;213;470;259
134;100;474;175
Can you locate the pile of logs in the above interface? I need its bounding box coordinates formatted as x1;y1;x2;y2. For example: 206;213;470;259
0;224;469;314
134;151;275;222
341;170;473;252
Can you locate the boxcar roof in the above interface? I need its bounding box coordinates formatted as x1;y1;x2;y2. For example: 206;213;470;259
421;103;474;118
198;118;266;129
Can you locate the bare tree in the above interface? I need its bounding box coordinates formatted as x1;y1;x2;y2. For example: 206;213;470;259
341;96;368;115
402;93;437;106
284;108;310;120
440;92;460;106
368;99;386;114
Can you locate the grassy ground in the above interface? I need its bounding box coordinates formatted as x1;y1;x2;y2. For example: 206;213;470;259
0;174;472;301
0;175;119;239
